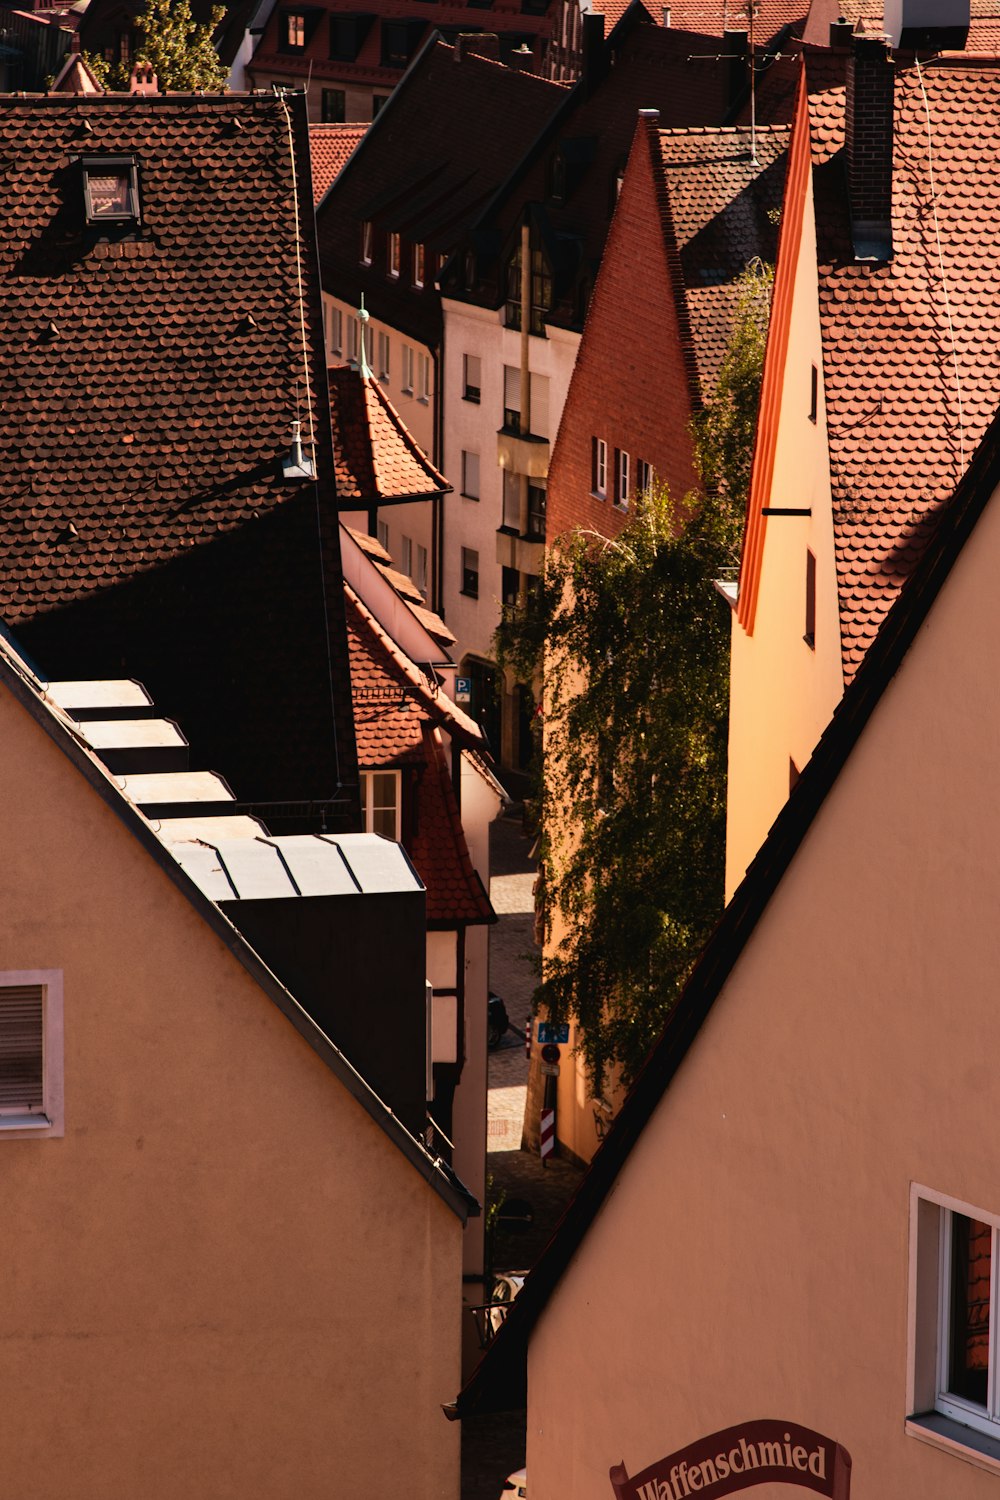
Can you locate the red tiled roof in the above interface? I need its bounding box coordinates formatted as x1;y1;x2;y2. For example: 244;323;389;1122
807;52;1000;680
330;364;451;504
344;525;457;647
410;726;494;925
345;587;492;923
666;0;808;42
315;39;566;351
0;94;358;817
309;123;367;205
589;0;646;32
655;123;790;393
50;50;103;91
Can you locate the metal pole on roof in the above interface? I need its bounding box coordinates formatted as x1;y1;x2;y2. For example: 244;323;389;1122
357;294;373;379
749;0;758;166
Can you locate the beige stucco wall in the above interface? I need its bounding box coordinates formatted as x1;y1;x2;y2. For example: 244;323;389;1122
0;683;461;1500
526;471;1000;1498
726;165;844;900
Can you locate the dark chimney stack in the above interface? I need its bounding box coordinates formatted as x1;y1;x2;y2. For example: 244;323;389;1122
453;32;500;63
829;16;855;46
845;36;894;262
581;12;607;94
723;28;748;113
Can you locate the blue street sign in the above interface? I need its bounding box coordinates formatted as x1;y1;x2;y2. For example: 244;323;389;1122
537;1022;569;1045
456;676;472;702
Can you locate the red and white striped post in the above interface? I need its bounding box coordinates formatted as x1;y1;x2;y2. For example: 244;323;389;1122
540;1106;555;1162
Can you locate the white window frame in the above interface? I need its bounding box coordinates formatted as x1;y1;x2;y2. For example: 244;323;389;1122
413;243;425;289
330;303;343;357
359;769;401;840
908;1184;1000;1464
401;343;414;394
376;519;389;552
462;450;480;500
377;330;390;382
637;458;652;494
615;447;630;510
463;354;481;403
388;232;401;279
416;544;428;598
593;437;607;499
360;220;373;267
417;351;430;404
347;313;359;363
401;534;413;578
0;970;64;1139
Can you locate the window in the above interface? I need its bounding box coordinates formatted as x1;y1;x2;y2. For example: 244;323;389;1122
502;566;520;607
321;87;346;122
503;365;521;434
417;351;430;403
502;470;520;531
527;482;546;540
330;12;369;60
462;450;480;499
377;519;389;551
372;94;389;118
284;11;305;48
361;220;373;266
359;770;401;840
637;458;652;494
80;156;140;225
387;232;401;278
805;549;816;649
614;448;630;509
401;343;414;393
504;244;553;335
346;313;359;364
463;354;481;403
413;243;425;288
416;544;428;598
592;437;607;498
908;1187;1000;1454
329;303;343;357
377;331;390;382
400;535;413;578
0;972;64;1138
809;362;818;423
461;547;479;598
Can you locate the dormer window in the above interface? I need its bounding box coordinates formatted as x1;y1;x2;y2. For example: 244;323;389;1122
286;10;305;46
81;156;139;225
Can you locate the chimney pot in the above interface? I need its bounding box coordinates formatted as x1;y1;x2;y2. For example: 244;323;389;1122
829;16;855;45
130;60;158;94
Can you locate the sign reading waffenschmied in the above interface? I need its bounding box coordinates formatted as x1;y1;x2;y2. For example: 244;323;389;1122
609;1421;852;1500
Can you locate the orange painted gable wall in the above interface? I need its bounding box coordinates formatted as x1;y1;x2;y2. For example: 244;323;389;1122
545;111;701;545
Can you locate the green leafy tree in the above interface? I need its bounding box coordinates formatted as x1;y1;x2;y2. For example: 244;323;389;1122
84;0;227;91
496;259;773;1098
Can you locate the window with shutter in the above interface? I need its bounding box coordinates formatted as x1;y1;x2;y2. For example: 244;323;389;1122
0;972;63;1136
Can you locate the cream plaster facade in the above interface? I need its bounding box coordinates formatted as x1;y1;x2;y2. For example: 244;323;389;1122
442;296;578;764
525;465;1000;1500
0;673;463;1500
726;163;844;900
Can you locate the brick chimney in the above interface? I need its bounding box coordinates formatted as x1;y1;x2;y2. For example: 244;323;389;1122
453;33;500;63
845;36;894;261
581;12;607;95
130;60;158;94
723;27;748;113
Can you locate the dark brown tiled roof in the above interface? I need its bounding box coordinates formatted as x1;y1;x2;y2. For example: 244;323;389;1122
806;52;1000;680
0;93;359;823
310;122;367;205
345;586;493;924
315;39;566;350
656;123;790;393
330;365;451;504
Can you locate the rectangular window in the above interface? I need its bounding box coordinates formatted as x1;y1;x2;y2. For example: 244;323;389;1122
413;243;425;288
81;155;140;225
0;972;64;1138
502;566;520;607
805;549;816;649
530;372;550;439
416;544;428;598
592;437;607;498
809;362;818;423
401;344;414;393
321;87;346;122
614;448;630;509
527;482;546;540
361;220;373;266
462;450;480;500
401;534;413;578
359;770;401;840
908;1187;1000;1452
461;547;479;598
347;314;359;363
377;519;389;552
463;354;481;403
502;470;520;532
330;303;343;357
372;94;389;118
417;352;430;403
377;331;390;381
503;365;521;434
285;11;305;47
637;458;652;494
388;232;401;278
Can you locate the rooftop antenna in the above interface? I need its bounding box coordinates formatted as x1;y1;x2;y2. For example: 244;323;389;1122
282;418;315;479
356;295;373;379
749;0;758;166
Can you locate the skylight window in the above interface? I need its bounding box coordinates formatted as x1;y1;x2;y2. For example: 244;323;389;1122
80;156;140;225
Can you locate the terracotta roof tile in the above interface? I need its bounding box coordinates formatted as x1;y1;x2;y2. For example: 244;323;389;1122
808;52;1000;680
309;123;368;205
330;364;451;503
0;94;359;818
410;727;494;925
666;0;808;42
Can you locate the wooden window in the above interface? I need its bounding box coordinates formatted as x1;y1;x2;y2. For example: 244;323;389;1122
0;972;64;1138
805;549;816;648
387;232;401;278
359;771;401;840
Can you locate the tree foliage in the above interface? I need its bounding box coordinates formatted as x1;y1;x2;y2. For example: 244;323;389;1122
84;0;228;91
495;259;773;1097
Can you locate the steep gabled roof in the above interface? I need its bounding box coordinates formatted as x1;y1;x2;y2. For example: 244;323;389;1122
0;92;358;821
330;364;452;505
452;379;1000;1419
310;122;368;205
412;726;495;926
344;526;457;648
314;38;566;349
50;47;104;92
